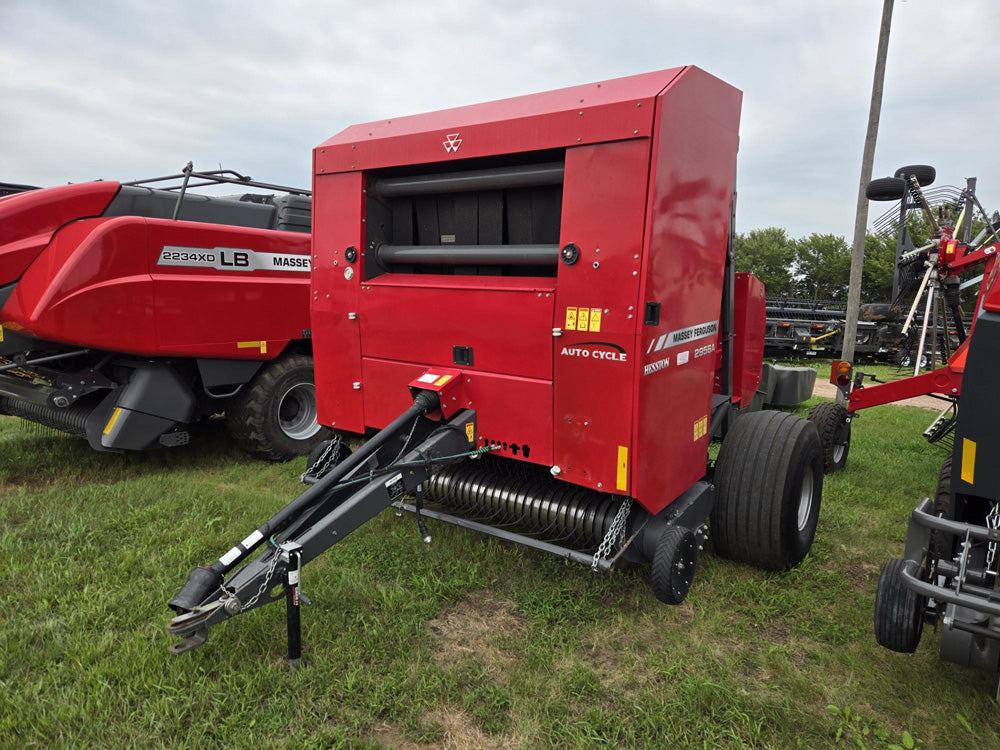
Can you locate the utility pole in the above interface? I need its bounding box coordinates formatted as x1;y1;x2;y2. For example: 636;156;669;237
841;0;894;385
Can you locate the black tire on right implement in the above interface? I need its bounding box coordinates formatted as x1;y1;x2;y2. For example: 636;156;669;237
807;402;851;473
865;177;908;202
874;558;924;653
893;164;936;187
711;410;823;571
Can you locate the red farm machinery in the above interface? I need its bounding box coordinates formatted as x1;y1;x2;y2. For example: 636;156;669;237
804;168;1000;474
0;164;329;460
167;67;822;662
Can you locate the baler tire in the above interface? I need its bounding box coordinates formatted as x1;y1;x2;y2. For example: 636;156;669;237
651;526;697;605
874;558;924;653
865;177;907;202
711;410;823;570
807;402;851;473
894;164;936;187
226;354;330;462
930;456;953;560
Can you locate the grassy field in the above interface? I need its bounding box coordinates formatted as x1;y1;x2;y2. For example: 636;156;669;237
1;399;998;749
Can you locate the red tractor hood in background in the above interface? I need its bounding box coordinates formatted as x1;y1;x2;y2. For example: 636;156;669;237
0;182;121;286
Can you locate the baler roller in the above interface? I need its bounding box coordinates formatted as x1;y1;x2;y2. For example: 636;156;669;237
373;162;564;198
376;244;558;267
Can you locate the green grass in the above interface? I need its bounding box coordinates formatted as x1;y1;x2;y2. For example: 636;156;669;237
1;405;997;749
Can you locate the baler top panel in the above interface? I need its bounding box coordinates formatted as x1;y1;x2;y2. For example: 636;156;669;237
315;68;686;174
311;67;743;515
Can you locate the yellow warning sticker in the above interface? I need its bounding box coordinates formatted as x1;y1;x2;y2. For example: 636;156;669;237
693;416;708;441
565;307;577;331
434;374;453;387
103;407;123;436
589;308;602;332
465;422;475;443
616;446;628;491
577;308;590;331
962;438;976;484
237;340;267;354
0;325;4;343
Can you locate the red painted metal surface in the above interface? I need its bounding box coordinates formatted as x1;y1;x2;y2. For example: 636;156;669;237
732;273;766;407
0;182;120;284
845;234;1000;413
311;67;743;513
0;185;311;360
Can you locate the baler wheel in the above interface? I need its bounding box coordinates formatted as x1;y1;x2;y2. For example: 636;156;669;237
226;353;331;461
651;526;697;605
865;177;907;202
711;410;823;570
807;402;851;473
893;164;936;187
874;558;924;653
930;456;953;559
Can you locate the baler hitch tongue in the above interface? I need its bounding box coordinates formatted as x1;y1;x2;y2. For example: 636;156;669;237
168;627;208;655
165;386;478;661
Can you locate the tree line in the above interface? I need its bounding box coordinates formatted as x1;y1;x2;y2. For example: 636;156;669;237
733;228;896;303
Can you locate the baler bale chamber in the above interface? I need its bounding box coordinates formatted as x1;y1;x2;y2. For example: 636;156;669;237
167;67;822;658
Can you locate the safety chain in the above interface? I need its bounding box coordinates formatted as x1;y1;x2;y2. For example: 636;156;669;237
233;541;283;612
986;502;999;578
591;498;632;571
303;434;343;482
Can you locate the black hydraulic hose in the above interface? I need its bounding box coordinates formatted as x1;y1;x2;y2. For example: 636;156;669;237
209;389;441;576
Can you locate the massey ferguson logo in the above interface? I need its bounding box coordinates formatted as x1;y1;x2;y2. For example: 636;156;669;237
443;132;462;153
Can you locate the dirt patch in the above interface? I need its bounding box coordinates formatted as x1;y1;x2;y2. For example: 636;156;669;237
812;379;944;411
427;593;526;678
372;708;517;750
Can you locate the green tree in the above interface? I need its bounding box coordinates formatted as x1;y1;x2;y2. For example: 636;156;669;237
861;231;896;303
733;227;796;297
793;233;851;301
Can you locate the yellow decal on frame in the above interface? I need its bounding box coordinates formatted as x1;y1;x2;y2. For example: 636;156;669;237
565;307;577;331
589;308;602;332
616;446;629;491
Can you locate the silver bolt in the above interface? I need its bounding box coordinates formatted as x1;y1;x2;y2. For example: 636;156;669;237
597;482;603;488
604;309;609;314
593;261;600;269
550;465;562;476
628;306;634;311
326;294;330;298
584;421;589;426
632;270;638;276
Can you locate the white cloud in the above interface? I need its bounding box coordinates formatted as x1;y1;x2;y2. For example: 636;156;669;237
1;0;997;237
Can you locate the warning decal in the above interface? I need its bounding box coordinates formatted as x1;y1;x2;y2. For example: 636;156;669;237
693;416;708;441
563;306;603;333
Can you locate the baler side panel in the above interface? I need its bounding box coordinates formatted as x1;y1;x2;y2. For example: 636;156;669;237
553;140;650;493
312;171;366;433
360;277;555;380
148;219;310;357
733;273;766;406
361;356;553;465
3;217;157;353
632;68;743;515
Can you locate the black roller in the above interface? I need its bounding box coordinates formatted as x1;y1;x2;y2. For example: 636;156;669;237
376;244;559;266
373;162;564;198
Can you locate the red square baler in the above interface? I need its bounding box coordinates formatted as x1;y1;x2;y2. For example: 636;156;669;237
168;68;821;660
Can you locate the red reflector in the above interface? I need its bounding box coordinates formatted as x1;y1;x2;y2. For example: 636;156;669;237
781;323;790;327
837;374;850;386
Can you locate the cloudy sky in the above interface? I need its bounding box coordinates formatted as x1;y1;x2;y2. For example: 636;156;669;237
2;0;997;238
